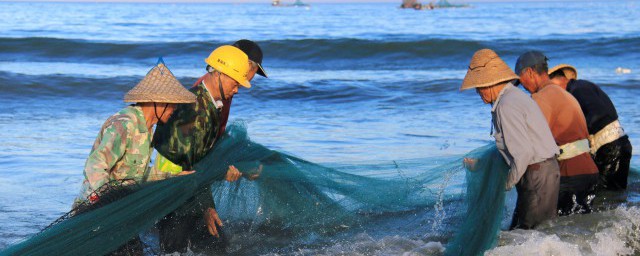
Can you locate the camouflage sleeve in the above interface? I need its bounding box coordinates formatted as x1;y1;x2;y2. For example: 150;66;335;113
189;116;216;168
83;118;130;192
153;103;198;170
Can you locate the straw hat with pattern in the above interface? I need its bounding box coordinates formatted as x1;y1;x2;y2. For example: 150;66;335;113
460;49;520;91
548;64;578;80
124;62;196;103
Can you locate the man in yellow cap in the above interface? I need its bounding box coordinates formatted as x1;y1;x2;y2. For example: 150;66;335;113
461;49;560;229
549;64;632;190
152;45;257;253
188;39;268;141
73;60;196;254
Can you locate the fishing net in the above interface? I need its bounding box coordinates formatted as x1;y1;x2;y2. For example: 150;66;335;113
1;122;509;256
42;179;141;232
445;145;509;256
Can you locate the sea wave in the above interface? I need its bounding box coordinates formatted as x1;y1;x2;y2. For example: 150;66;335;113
0;70;460;101
0;71;145;99
1;37;638;69
2;69;638;101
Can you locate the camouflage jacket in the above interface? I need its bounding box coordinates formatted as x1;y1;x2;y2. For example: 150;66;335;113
153;82;222;171
152;82;224;215
192;74;233;138
78;106;154;201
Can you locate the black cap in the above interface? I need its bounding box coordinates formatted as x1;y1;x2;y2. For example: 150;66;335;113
514;50;548;75
233;39;267;78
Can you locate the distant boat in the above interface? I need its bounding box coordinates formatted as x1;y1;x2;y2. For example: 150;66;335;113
400;0;469;10
272;0;310;7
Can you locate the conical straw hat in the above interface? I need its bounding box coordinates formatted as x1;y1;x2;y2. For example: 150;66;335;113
124;62;196;103
460;49;519;91
548;64;577;80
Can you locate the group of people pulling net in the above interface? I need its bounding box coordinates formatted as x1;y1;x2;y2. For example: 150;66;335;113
1;41;632;256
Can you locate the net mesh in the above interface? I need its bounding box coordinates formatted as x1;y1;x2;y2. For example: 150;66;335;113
1;122;509;256
41;179;141;233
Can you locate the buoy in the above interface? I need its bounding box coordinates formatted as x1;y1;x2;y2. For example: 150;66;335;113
615;67;632;74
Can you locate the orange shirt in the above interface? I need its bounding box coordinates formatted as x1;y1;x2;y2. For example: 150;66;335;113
532;84;598;177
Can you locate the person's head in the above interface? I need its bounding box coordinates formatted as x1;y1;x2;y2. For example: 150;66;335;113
461;49;519;104
514;50;550;93
232;39;268;81
475;82;510;104
548;64;578;90
124;61;196;124
204;45;252;100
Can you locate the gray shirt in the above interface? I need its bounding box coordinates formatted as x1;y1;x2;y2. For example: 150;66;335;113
492;83;559;189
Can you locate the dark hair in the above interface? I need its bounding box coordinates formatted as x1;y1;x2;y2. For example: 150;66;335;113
549;70;566;79
531;62;548;75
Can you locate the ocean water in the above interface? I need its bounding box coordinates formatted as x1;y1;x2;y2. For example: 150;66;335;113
0;1;639;255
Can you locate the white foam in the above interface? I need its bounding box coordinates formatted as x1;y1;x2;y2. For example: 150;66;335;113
592;231;633;256
293;233;445;256
486;231;581;256
591;207;640;255
487;206;640;256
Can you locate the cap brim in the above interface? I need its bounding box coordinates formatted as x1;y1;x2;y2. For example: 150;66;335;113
257;63;267;78
240;80;252;88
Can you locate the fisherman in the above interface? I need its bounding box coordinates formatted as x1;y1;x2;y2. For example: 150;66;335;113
75;61;196;205
152;43;266;253
461;49;560;229
515;51;599;215
204;39;268;140
549;64;632;190
154;39;267;174
74;61;196;254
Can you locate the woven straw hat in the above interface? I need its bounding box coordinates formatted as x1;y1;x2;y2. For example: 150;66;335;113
124;62;196;103
548;64;577;80
460;49;520;91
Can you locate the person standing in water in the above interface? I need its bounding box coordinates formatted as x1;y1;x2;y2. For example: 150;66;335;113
515;51;599;215
549;64;632;190
461;49;560;229
152;44;263;253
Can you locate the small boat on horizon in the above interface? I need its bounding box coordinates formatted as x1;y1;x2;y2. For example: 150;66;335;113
272;0;311;8
401;0;469;10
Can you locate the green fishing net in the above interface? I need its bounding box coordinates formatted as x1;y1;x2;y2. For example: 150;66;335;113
445;145;509;256
1;123;509;256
